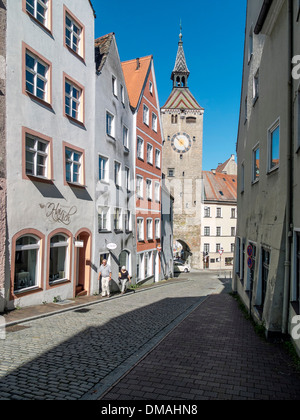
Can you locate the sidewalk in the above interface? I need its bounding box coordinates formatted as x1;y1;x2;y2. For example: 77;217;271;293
100;293;300;401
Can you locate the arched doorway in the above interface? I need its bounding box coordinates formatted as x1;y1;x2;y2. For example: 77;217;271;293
119;250;131;274
174;240;192;263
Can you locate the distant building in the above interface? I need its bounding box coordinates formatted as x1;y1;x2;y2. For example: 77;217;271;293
234;0;300;354
161;28;204;269
201;156;237;270
122;56;163;283
94;33;136;290
161;176;174;279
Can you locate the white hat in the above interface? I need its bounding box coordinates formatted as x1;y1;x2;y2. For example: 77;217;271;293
122;266;126;270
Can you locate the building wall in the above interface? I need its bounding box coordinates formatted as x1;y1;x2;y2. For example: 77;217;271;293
0;0;7;312
235;0;290;333
5;0;95;309
161;181;174;279
135;61;162;283
95;35;136;290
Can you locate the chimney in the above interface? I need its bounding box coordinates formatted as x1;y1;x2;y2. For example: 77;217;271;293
136;58;140;70
212;169;216;175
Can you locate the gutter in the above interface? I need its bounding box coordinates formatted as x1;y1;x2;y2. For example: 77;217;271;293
254;0;273;34
282;0;294;335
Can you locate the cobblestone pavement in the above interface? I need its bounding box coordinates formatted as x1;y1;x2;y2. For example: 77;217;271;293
0;272;223;400
101;293;300;401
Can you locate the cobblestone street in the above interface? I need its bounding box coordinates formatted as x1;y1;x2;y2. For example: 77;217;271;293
0;273;223;400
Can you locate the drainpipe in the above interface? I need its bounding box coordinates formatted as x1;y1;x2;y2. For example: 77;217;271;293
282;0;294;335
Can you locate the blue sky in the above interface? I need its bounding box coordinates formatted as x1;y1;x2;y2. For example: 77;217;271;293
93;0;247;171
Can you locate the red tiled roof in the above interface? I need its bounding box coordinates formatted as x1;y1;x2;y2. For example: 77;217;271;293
203;171;237;203
121;56;152;110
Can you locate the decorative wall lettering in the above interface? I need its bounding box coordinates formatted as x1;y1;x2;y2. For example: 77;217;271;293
41;203;77;225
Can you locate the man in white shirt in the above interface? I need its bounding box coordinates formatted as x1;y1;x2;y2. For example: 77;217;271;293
98;259;112;297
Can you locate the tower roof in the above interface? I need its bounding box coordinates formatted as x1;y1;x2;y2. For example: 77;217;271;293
171;26;190;81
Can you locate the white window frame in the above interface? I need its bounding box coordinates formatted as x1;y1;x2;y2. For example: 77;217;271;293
147;143;153;165
98;206;110;232
112;75;117;97
268;119;280;173
106;111;115;138
125;166;130;191
136;175;144;198
152;113;158;132
25;51;49;102
114;208;122;231
137;137;144;160
65;80;82;121
114;160;121;187
26;0;49;28
155;182;160;202
123;125;129;149
49;234;70;284
146;178;153;200
98;154;109;182
65;148;83;185
147;218;153;240
155;149;161;168
25;133;49;179
155;219;160;239
149;81;153;94
14;235;41;293
137;218;144;242
121;84;125;104
253;69;259;104
125;210;132;232
65;12;82;55
143;104;149;125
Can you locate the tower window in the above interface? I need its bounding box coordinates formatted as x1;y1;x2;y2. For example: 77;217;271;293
186;117;196;124
171;115;178;124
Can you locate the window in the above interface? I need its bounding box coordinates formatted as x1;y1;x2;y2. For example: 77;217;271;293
125;167;130;191
106;111;115;137
231;227;236;237
64;76;84;122
65;146;84;185
268;121;280;171
216;208;222;218
146;179;152;200
14;235;40;293
137;137;144;160
147;143;153;164
123;126;129;149
244;96;248;122
121;84;125;104
252;145;260;182
143;104;149;125
155;219;160;239
145;251;153;277
186;117;196;124
241;162;245;193
168;168;175;177
231;243;235;253
155;182;160;202
99;155;108;182
136;176;143;198
64;7;84;59
49;234;69;284
114;161;121;187
171;115;178;124
112;76;117;96
125;210;132;232
216;227;221;237
25;48;50;103
204;244;210;254
216;244;221;253
25;132;49;179
152;113;157;132
204;227;210;236
25;0;50;30
149;81;153;94
137;218;144;241
147;219;153;240
114;208;122;231
155;149;161;168
98;207;110;232
204;207;211;218
253;69;259;103
231;208;236;219
261;248;270;308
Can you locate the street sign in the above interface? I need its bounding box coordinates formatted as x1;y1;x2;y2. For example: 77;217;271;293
247;245;253;257
247;257;253;269
218;249;223;256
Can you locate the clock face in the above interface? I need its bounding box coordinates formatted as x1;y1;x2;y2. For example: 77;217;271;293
171;133;192;153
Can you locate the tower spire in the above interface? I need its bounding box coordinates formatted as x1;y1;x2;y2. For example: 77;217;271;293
171;21;190;87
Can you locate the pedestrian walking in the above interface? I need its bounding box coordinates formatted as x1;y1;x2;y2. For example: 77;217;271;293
119;266;131;294
98;259;112;297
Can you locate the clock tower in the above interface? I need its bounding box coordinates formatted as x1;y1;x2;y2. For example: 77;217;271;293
161;27;204;269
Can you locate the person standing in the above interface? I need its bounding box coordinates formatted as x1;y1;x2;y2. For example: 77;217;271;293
98;259;112;297
119;266;131;294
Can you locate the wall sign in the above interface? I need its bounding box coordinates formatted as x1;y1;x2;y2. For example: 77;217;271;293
41;202;78;225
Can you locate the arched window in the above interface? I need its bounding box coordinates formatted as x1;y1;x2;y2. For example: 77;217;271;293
49;234;70;284
14;235;41;293
181;77;186;87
